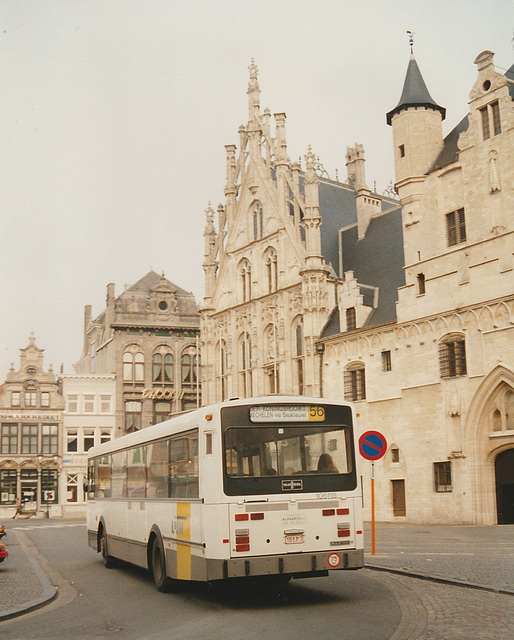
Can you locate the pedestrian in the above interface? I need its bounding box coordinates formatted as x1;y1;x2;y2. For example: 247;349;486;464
12;497;22;519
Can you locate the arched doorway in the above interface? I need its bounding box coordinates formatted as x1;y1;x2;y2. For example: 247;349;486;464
495;449;514;524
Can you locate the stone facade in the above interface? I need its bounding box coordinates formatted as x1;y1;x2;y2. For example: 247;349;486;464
75;271;201;435
0;335;64;519
201;52;514;525
321;50;514;524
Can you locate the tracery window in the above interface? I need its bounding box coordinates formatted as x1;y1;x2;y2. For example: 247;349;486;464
293;318;304;395
239;258;252;303
264;247;278;293
239;332;253;397
217;339;228;401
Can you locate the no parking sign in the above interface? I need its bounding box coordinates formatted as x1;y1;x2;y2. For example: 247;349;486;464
359;430;387;461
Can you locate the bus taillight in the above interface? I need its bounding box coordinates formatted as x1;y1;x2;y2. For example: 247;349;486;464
337;508;350;515
235;513;249;521
250;512;264;520
322;509;335;516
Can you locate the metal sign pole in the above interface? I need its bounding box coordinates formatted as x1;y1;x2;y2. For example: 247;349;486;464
371;462;376;556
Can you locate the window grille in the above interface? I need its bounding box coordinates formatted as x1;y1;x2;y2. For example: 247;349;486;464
439;337;467;378
344;367;366;401
434;462;452;492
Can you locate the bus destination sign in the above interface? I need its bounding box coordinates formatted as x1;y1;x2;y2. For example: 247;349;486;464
250;405;325;423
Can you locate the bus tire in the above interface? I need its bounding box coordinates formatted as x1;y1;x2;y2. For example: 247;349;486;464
151;538;171;592
100;530;117;569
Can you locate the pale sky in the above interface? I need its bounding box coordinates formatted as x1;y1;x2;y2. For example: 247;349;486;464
0;0;512;377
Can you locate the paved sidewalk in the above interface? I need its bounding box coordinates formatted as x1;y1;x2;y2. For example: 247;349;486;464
0;525;57;621
0;519;513;622
364;521;514;594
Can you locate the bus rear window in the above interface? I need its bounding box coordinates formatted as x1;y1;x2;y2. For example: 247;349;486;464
223;424;356;496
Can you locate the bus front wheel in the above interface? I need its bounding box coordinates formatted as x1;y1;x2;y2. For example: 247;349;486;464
151;538;171;592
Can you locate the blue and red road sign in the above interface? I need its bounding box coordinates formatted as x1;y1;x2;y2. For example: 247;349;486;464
358;430;387;461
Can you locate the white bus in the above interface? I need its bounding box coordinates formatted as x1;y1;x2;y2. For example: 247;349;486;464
87;396;364;590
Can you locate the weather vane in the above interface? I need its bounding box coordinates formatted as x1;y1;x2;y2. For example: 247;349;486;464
406;30;415;53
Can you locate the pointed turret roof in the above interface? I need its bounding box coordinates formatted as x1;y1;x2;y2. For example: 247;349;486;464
386;54;446;125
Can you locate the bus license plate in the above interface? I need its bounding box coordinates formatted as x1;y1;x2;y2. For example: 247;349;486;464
285;534;304;544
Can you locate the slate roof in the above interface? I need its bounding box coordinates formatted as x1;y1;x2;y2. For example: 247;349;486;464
320;205;405;339
124;270;192;296
386;55;446;125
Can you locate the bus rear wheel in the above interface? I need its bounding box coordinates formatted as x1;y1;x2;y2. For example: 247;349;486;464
100;530;116;569
151;538;171;592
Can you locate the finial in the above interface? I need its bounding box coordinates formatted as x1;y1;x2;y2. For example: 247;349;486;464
406;30;415;54
248;58;259;80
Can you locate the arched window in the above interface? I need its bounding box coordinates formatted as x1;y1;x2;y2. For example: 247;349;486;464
265;247;278;293
239;258;252;302
123;346;144;382
181;349;200;387
239;332;252;397
439;334;467;379
253;202;263;240
344;363;366;401
152;349;174;383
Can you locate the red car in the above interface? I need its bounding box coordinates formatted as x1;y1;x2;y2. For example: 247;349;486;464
0;543;8;562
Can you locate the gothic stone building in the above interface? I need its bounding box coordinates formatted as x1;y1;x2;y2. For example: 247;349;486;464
0;335;64;518
201;52;514;525
75;271;201;435
200;61;399;406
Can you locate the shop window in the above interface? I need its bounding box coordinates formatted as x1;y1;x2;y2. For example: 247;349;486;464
41;469;58;503
0;469;17;504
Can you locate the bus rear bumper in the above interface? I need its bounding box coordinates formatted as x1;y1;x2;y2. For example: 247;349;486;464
208;548;364;580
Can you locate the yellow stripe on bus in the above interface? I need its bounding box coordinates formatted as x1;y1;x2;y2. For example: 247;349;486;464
176;503;191;580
